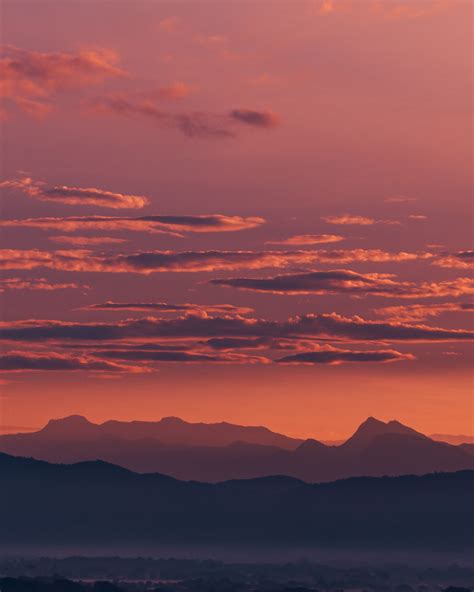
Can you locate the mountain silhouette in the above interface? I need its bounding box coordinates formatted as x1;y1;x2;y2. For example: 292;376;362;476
340;416;427;452
30;414;303;449
430;433;474;445
0;416;472;482
1;452;472;551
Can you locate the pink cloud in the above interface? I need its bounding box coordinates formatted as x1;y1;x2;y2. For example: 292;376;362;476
374;302;474;322
0;45;124;116
0;248;433;274
277;345;414;365
0;177;149;209
49;236;128;246
0;214;265;235
0;351;145;373
0;277;86;292
322;214;400;226
211;270;474;299
266;234;345;246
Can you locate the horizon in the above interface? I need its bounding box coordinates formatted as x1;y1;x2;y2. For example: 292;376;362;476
1;412;472;443
0;1;473;440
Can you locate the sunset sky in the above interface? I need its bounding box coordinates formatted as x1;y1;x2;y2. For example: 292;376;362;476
0;0;472;440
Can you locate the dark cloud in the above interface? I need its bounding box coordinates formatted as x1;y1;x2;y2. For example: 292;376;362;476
203;337;271;350
0;351;143;373
86;301;253;315
0;249;319;273
0;312;471;343
0;248;436;274
89;95;279;138
374;302;474;322
211;270;474;299
277;347;414;365
229;109;279;127
94;348;268;364
0;214;264;235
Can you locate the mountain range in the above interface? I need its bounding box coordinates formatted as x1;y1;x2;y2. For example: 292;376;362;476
1;452;473;551
1;415;472;482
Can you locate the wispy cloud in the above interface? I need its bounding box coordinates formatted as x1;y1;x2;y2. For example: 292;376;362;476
384;195;417;203
0;351;144;373
0;214;265;236
266;234;345;246
0;277;85;292
374;302;474;322
0;312;471;343
322;214;400;226
85;301;254;315
0;177;149;209
0;248;432;274
211;270;473;299
49;236;128;246
0;45;124;117
433;251;474;270
88;94;280;138
277;345;414;365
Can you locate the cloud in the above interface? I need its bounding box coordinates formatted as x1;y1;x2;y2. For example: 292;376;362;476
211;270;474;299
49;236;128;246
155;82;193;100
0;312;471;344
277;345;414;365
434;251;474;269
296;248;430;263
0;248;430;274
374;302;474;322
0;177;149;209
0;351;143;373
88;94;280;138
202;337;271;350
266;234;345;246
408;214;428;220
0;249;313;274
314;0;336;14
384;196;417;203
322;214;400;226
0;45;124;116
85;301;254;315
89;94;234;138
0;278;85;292
93;348;268;365
229;109;279;128
0;214;265;235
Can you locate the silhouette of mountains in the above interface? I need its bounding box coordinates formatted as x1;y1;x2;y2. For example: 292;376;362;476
430;433;474;445
1;452;472;550
23;414;304;449
0;416;472;482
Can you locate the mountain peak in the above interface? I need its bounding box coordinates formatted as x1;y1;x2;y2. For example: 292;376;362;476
40;415;98;439
160;416;186;424
45;415;93;427
343;416;426;450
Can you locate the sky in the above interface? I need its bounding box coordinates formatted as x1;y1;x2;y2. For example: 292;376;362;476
0;0;472;440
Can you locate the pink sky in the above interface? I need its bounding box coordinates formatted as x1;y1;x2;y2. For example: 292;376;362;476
0;0;472;439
